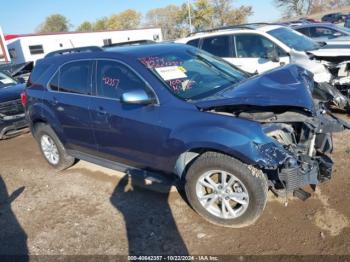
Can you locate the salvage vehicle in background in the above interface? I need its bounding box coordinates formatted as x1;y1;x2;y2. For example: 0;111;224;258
176;23;350;112
0;71;27;139
291;23;350;43
23;44;349;227
321;12;346;24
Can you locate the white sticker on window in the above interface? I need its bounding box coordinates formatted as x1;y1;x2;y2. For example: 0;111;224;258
155;66;187;81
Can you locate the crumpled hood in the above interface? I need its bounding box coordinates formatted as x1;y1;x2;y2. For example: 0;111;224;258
0;84;25;103
195;64;315;112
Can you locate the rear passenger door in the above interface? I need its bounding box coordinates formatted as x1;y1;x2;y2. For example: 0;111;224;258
47;60;97;154
200;35;234;60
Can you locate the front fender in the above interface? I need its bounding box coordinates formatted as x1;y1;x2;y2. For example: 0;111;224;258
170;112;292;176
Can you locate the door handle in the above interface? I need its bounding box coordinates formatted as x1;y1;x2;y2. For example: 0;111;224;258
52;97;59;106
97;106;107;115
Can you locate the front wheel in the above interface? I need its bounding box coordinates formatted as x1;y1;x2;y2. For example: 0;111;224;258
184;152;268;228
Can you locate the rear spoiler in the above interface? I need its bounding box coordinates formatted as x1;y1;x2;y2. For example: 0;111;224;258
45;46;103;58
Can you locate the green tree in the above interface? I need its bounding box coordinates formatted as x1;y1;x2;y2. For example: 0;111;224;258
145;5;188;40
273;0;313;18
192;0;215;30
37;14;70;33
93;17;108;31
210;0;253;26
107;9;142;30
76;21;93;32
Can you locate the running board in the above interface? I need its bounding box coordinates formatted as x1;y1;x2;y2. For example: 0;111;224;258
67;149;177;190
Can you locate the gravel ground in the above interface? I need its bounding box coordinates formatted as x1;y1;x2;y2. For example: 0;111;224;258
0;126;349;256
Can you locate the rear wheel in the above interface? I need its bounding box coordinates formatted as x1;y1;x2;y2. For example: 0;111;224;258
34;123;75;170
184;152;268;228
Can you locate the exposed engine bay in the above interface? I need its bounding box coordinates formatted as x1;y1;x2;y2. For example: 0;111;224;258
313;56;350;110
210;103;350;201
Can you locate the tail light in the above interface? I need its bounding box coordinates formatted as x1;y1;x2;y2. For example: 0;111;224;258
20;91;28;107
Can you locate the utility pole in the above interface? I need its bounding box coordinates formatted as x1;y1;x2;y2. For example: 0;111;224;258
187;0;193;33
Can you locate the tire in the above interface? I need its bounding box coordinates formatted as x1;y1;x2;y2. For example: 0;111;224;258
184;152;268;228
34;123;75;171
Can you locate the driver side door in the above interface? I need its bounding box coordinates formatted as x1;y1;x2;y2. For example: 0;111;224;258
230;34;290;74
89;59;163;168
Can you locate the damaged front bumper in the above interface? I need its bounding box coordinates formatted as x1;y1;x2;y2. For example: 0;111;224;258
256;110;349;199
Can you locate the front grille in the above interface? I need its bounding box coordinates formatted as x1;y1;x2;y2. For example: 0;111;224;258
0;99;24;116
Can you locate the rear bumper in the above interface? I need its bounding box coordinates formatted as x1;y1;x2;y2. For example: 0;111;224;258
0;115;28;139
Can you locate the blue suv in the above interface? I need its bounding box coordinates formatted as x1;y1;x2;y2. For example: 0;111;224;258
23;43;348;227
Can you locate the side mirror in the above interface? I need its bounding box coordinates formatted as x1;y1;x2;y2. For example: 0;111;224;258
266;48;280;63
121;89;156;105
333;32;342;37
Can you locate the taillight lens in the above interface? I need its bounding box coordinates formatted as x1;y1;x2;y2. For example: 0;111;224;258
20;91;27;107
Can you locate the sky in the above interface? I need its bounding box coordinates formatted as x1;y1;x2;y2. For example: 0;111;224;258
0;0;281;34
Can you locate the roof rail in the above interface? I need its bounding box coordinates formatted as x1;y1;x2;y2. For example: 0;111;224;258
45;46;103;58
187;23;272;36
103;39;156;48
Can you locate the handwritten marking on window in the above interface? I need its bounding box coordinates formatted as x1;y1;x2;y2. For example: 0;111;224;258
102;77;120;88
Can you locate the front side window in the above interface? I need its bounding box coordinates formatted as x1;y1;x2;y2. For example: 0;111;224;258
96;60;147;99
268;27;320;52
201;35;232;57
139;49;247;101
59;60;93;95
235;34;285;58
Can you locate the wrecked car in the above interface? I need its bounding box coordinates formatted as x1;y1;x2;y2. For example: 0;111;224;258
0;71;27;139
23;44;348;227
177;24;350;112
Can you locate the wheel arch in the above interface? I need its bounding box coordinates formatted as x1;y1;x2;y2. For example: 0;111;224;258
174;146;253;180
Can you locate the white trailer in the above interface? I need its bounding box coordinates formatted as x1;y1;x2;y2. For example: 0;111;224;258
6;27;162;64
0;26;10;64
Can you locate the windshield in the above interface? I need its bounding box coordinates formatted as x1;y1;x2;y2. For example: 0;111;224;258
268;27;320;51
139;49;247;100
0;72;17;88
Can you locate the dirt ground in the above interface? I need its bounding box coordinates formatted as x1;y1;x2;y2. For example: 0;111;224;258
0;120;349;257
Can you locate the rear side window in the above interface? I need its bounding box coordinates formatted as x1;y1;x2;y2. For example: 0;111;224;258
49;71;59;91
187;38;200;47
201;35;232;57
28;62;51;87
296;27;310;37
96;60;147;99
59;61;93;95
